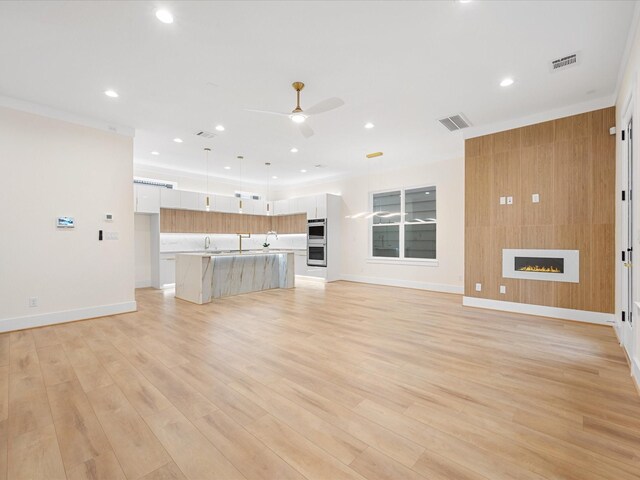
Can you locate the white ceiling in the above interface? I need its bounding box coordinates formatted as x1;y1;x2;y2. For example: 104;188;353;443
0;1;636;187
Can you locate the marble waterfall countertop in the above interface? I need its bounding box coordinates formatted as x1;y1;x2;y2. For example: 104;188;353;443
175;251;295;304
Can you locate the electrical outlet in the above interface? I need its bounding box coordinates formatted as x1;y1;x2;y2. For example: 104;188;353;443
28;297;38;308
499;196;506;205
499;285;506;294
532;193;540;203
475;283;482;292
506;196;514;205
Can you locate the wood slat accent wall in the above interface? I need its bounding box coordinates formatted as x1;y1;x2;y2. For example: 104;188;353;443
464;107;615;313
159;209;307;235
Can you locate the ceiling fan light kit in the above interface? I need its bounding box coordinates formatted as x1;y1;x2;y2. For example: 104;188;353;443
246;81;344;139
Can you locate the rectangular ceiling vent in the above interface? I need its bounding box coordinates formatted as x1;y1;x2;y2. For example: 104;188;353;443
438;113;471;132
133;178;175;189
195;130;216;139
235;191;261;200
550;53;578;72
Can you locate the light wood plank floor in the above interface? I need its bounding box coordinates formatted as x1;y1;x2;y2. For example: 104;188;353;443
3;279;640;480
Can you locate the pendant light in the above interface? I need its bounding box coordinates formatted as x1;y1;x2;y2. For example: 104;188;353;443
265;162;271;214
204;147;211;211
237;155;244;213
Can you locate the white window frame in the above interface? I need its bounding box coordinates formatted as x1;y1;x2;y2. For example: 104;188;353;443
367;184;438;266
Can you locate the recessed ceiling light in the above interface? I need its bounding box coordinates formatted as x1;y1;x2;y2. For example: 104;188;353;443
173;138;183;143
104;90;119;98
458;0;472;3
364;122;375;129
300;169;307;173
272;175;278;179
290;147;298;153
155;9;174;24
500;77;514;87
215;125;225;132
151;151;160;156
224;166;231;170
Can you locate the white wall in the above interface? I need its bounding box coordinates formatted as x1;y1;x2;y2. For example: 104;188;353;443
135;214;152;288
616;6;640;382
0;106;136;330
274;157;465;293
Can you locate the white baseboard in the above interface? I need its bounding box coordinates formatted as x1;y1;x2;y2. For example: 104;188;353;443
340;274;464;294
135;280;152;288
632;356;640;394
462;296;614;325
295;275;327;282
0;301;137;333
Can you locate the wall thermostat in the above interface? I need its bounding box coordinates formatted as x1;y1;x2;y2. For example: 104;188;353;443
57;216;75;228
105;213;114;221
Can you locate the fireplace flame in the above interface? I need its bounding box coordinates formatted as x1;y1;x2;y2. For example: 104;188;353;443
517;265;561;273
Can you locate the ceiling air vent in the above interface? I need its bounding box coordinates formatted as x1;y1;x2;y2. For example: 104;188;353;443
550;53;578;72
438;113;471;132
195;130;216;139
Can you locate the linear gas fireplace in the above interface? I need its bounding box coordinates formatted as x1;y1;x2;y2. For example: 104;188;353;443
515;256;564;274
503;249;579;283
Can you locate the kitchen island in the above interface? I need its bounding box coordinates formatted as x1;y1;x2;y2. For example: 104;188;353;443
175;251;295;304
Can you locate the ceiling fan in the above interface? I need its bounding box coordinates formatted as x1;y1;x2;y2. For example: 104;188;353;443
246;82;344;138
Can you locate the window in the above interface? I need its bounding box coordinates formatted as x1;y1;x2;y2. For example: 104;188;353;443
371;186;436;261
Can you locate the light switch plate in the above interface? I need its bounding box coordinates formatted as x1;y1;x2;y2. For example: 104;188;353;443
475;283;482;292
499;285;506;294
499;196;506;205
532;193;540;203
506;196;514;205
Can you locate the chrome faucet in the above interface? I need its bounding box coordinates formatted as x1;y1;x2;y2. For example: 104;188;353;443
265;230;278;245
237;233;251;253
204;236;211;250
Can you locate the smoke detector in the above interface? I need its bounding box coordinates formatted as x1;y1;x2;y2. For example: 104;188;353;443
195;130;216;139
550;53;579;72
438;113;471;132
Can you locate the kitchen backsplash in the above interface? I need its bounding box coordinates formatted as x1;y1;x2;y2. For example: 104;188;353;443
160;233;307;253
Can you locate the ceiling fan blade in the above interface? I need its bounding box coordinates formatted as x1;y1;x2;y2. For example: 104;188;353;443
304;97;345;115
298;123;314;139
245;108;290;117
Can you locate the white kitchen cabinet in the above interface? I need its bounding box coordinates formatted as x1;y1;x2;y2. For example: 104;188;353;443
160;188;181;209
274;199;290;215
199;193;213;211
180;190;200;210
300;196;315;218
287;198;303;214
134;184;160;213
214;195;238;213
294;251;308;275
315;193;327;219
253;199;268;215
159;254;176;287
241;198;256;215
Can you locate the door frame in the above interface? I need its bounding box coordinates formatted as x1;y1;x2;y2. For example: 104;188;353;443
620;84;636;359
